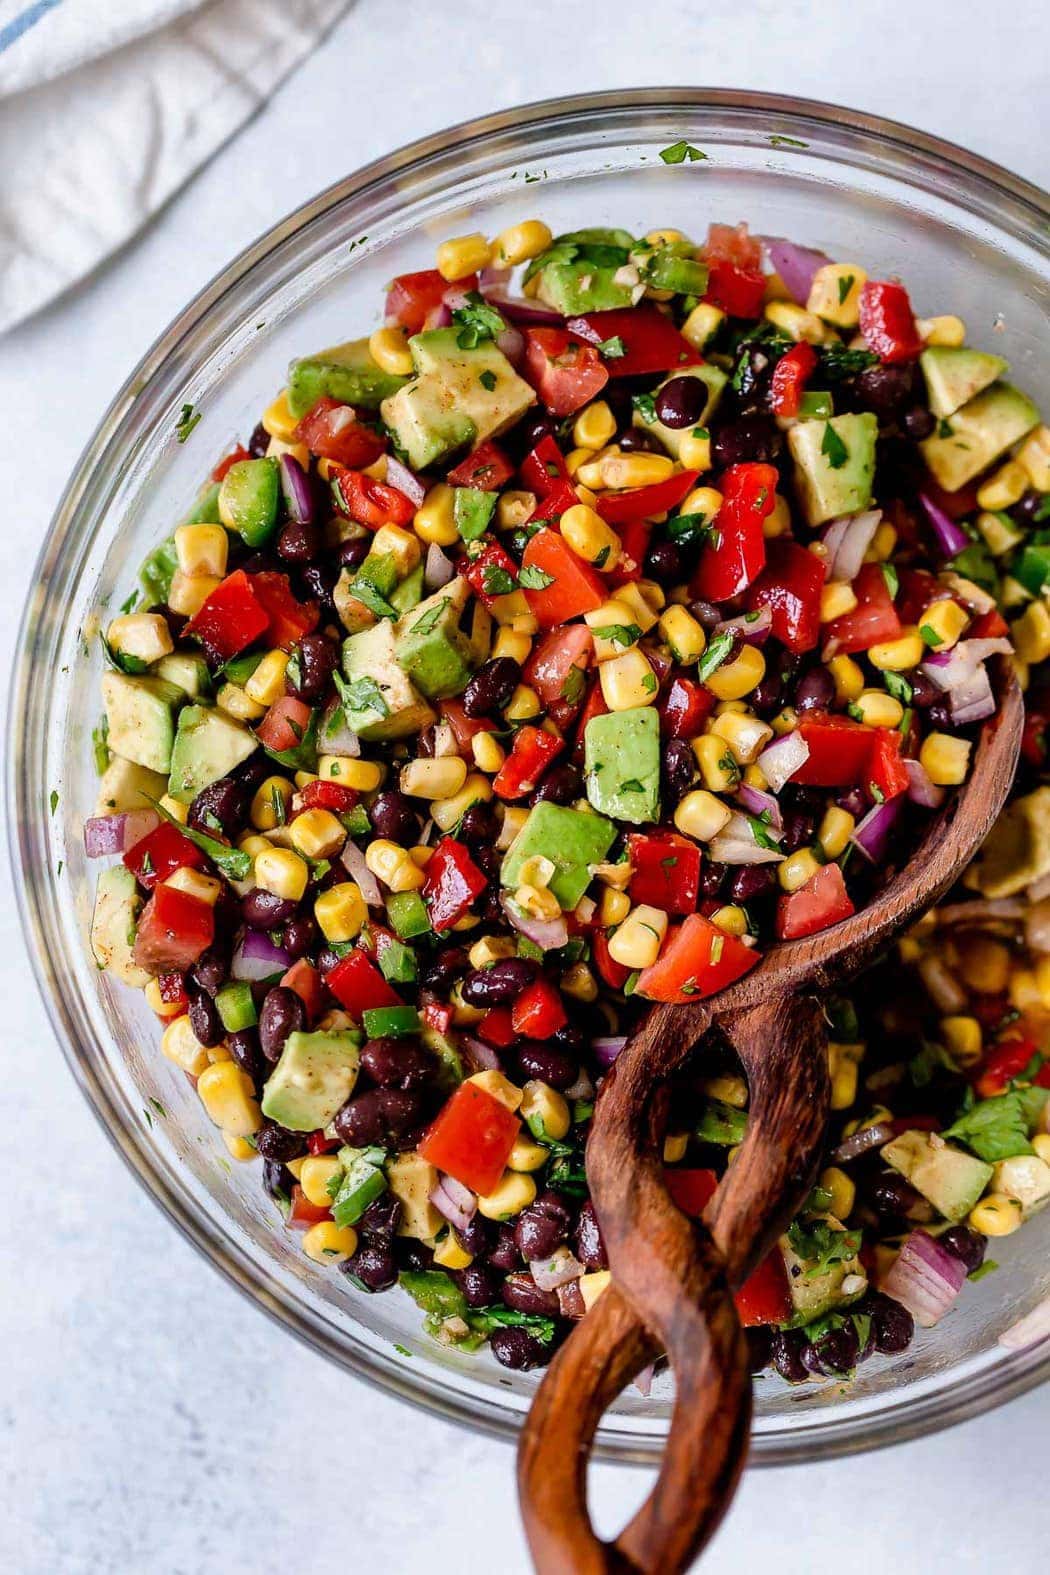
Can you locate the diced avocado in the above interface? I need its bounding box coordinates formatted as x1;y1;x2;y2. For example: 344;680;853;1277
331;1146;388;1226
634;365;727;458
972;786;1050;898
387;1151;442;1239
94;756;168;816
154;652;211;698
287;337;408;418
380;329;535;471
991;1154;1050;1218
91;865;151;988
882;1130;993;1223
394;577;490;700
137;535;181;608
501;801;616;910
102;671;183;775
260;1029;362;1131
419;1026;463;1087
642;247;709;296
356;551;400;600
389;563;425;615
534;260;637;315
218;457;279;547
341;620;437;740
781;1237;866;1324
920;346;1008;419
167;704;259;803
788;413;878;525
921;383;1040;491
584;706;661;825
333;569;379;635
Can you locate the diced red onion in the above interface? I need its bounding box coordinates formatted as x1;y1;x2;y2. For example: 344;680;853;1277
633;1363;655;1398
850;797;903;863
941;571;997;614
736;783;783;833
232;928;291;981
1000;1294;1050;1351
442;285;475;313
950;665;996;726
713;606;772;643
904;757;946;810
428;303;453;329
500;894;568;951
1024;898;1050;954
918;492;970;559
496;325;525;367
830;1121;895;1164
479;291;564;327
461;1035;501;1072
757;731;810;794
385;455;427;508
84;809;159;857
531;1247;585;1292
340;838;383;908
707;834;785;866
424;541;456;591
881;1228;967;1328
760;237;831;303
430;1175;477;1234
479;266;512;290
822;510;881;583
319;698;361;757
279;454;315;526
593;1036;627;1068
918;954;967;1013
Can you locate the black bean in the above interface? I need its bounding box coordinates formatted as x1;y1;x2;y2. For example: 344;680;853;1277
746;1327;772;1373
869;1172;922;1221
463;658;521;719
189;778;249;840
867;1292;915;1354
644;539;683;582
258;986;306;1063
368;790;420;844
769;1328;809;1384
458;801;499;849
853;363;917;419
910;670;940;709
360;1038;435;1091
697;860;726;898
188;985;223;1049
415;725;437;758
343;1241;397;1292
663;739;696;802
656;375;709;430
456;1213;493;1257
262;1159;293;1200
940;1224;986;1275
711;414;782;468
228;1028;264;1086
531;762;582;806
689;598;723;631
487;1225;520;1272
835;786;868;817
248;421;270;458
240;887;299;929
339;536;371;571
255;1121;306;1163
795;665;835;713
289;633;337;703
277;518;321;563
397;1239;435;1272
729;865;775;903
801;1322;860;1378
503;1271;562;1318
618;427;665;454
750;672;784;715
519;412;557;450
574;1201;608;1270
927;701;953;731
333;1088;425;1147
281;915;318;961
490;1327;552;1370
190;946;228;997
515;1198;571;1262
418;946;469;995
780;809;816;856
317;947;341;976
1011;491;1046;526
902;406;935;441
461;958;540;1008
453;1264;500;1308
516;1042;578;1091
551;1023;585;1056
359;1192;402;1239
299;561;338;616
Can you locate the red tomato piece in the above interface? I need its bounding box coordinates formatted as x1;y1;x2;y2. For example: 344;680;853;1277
256;695;313;754
326;948;401;1017
793;715;874;787
447;439;515;491
745;538;826;654
293;396;386;467
627;832;702;916
520;529;606;627
133;882;215;972
519;434;570;497
423;838;488;930
524;625;593;723
511;979;568;1039
281;958;324;1024
858;280;924;364
658;675;716;740
975;1036;1039;1099
438;698;495;751
306;1130;341;1155
418;1082;521;1195
184;569;269;662
528;479;580;528
298;779;359;815
969;607;1010;640
596;469;699;529
776;863;855;941
331;466;416;528
663;1167;718;1217
124;823;209;890
158;970;188;1009
421;1000;454;1034
572;676;609;762
607;517;651;586
637;913;758;1003
522;327;609;416
385;269;476;334
247;572;319;651
212;445;250;483
692;463;778;602
704;260;766;319
824;562;902;654
768;342;818;418
493;725;565;801
734;1248;793;1327
566;307;702;380
867;729;910;802
592;929;631;990
703;222;762;271
287;1184;332;1229
477;1007;517;1050
464;541;520;607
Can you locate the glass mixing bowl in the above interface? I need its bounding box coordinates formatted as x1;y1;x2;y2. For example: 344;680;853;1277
10;89;1050;1465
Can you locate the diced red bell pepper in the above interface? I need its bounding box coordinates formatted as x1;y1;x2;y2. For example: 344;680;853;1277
746;538;826;654
627;832;702;916
124;822;209;889
511;979;568;1039
921;477;980;521
423;837;489;931
768;342;818;418
438;698;495;751
385;268;476;334
528;480;581;529
447;439;515;491
895;568;945;626
704;260;766;320
256;695;313;754
298;779;359;815
519;434;570;497
520;529;607;627
331;465;416;528
293;397;386;468
477;1007;517;1050
421;1000;454;1034
185;569;270;662
858;280;923;364
637;913;758;1002
734;1247;793;1327
306;1129;341;1155
281;958;324;1024
326;948;402;1017
572;677;609;763
658;675;716;741
566;307;702;380
888;1114;942;1138
867;729;910;802
703;222;763;271
692;463;778;602
247;572;319;651
1035;1061;1050;1090
776;862;855;941
522;328;609;416
212;445;250;483
969;607;1010;641
418;1081;521;1195
824;562;902;653
524;625;593;725
592;929;631;990
596;469;699;529
133;882;215;972
287;1184;332;1229
493;725;565;801
158;971;189;1011
663;1167;718;1217
975;1035;1039;1099
607;518;651;586
793;715;874;787
464;540;520;607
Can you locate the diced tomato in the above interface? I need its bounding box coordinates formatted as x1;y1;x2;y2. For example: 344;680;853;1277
418;1082;521;1195
306;1129;341;1155
421;1000;454;1035
326;948;401;1017
867;729;910;802
423;838;488;931
704;260;766;319
969;607;1010;640
628;832;701;916
637;913;758;1002
293;397;386;468
256;695;313;754
921;477;980;521
438;698;495;751
734;1248;793;1327
525;625;593;726
247;572;319;651
887;1114;942;1138
663;1167;718;1217
331;465;416;528
1035;1062;1050;1090
511;979;568;1039
528;480;580;528
158;971;189;1011
519;434;570;497
746;538;826;654
464;540;519;607
596;469;699;529
124;822;208;889
607;517;651;586
692;463;778;602
133;882;215;972
184;569;270;662
385;268;476;334
447;439;515;492
776;863;855;941
858;280;923;364
477;1007;517;1050
793;715;874;787
975;1036;1039;1099
520;528;606;627
768;342;818;418
824;562;902;654
493;725;565;801
287;1184;331;1229
703;222;762;271
895;568;945;626
658;675;716;740
566;307;702;380
592;929;631;990
522;328;609;416
211;445;250;483
298;779;359;815
281;958;324;1024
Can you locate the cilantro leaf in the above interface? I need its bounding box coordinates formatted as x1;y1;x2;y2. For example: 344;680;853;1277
480;564;517;597
407;596;451;638
943;1092;1034;1163
147;797;252;880
696;630;735;683
175;403;202;443
592;622;641;647
519;564;555;591
821;421;849;470
787;1219;862;1278
451;291;507;350
659;141;708;164
597;335;626;359
884;671;913;704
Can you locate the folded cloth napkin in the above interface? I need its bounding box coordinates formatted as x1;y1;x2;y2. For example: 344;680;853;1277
0;0;350;334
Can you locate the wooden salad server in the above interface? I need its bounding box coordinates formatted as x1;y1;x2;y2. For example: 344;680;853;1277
518;672;1023;1575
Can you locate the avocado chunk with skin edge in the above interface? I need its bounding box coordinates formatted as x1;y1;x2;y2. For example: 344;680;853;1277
393;577;491;701
340;619;437;740
287;337;408;418
91;865;152;989
261;1029;363;1132
102;671;184;776
380;329;536;472
501;801;617;911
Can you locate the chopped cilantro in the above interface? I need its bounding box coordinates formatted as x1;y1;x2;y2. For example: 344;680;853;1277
837;273;856;305
943;1091;1037;1162
451;291;506;350
640;671;657;695
148;797;252;880
919;623;942;647
479;369;498;391
768;133;809;149
480;565;517;597
881;562;900;598
937;417;954;439
175;402;201;443
696;630;735;682
49;789;59;816
561;666;586;705
884;671;913;704
519;564;555;591
404;598;449;638
592;622;641;647
821;421;849;470
632;392;658;425
597;335;626;359
816;343;878;380
659;141;708;164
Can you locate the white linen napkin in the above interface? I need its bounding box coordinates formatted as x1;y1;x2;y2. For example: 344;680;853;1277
0;0;351;334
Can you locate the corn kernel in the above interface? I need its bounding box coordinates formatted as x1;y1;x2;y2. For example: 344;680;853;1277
300;1154;344;1208
608;582;662;634
106;613;175;670
290;808;347;860
472;731;506;774
368;325;415;377
711;904;748;937
242;649;288;708
144;977;181;1020
600;886;631;926
561;961;598;1003
468;935;516;970
507;1134;550;1173
161;1014;209;1075
693;736;739;795
465;1069;523;1112
476;1170;537;1221
436;232;492;281
561;503;621;567
156;794;188;826
820;1166;856;1220
830;1058;859;1111
659;605;707;664
763;494;792;539
954;933;1011;994
302;1221;359;1264
168;570;221;618
1033;1134;1050;1166
681;302;725;350
708;710;773;765
165;867;222;906
680;487;723;527
1017;425;1050;492
520;1080;570;1141
705;644;765;700
820;581;859;623
807;263;866;327
573;400;617;451
413;483;459;546
851;690;904;728
1034;955;1050;1009
493;218;552;266
976;459;1028;512
867;522;897;562
223;1133;258;1162
778;848;821;894
431;773;492;832
599;648;658;711
261;389;300;441
920;599;970;652
968;1194;1023;1237
579;1270;613;1312
251;775;294;831
941;1015;982;1065
607;904;668;969
197;1062;262;1138
600;452;676;490
216;681;266;722
663;1132;689;1164
674;428;710;471
1012;600;1050;665
514;882;561;921
318;756;383;791
434;1231;473;1270
764;299;834;343
495;490;536;530
917;314;966;348
254;847;309;902
869;628;926;671
920;732;972;787
818;806;854;859
371;522;422;577
828;654;864;704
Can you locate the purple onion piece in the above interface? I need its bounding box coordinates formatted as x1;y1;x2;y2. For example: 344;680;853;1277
830;1121;895;1164
279;454;315;527
232;928;291;981
736;783;783;832
904;758;946;810
918;492;970;559
385;455;427;508
761;237;831;304
757;730;810;793
480;292;565;327
593;1036;628;1069
849;797;903;863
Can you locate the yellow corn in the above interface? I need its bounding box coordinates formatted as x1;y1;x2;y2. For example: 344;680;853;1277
472;731;506;774
493;218;552;266
820;581;858;623
302;1221;359;1264
830;1058;859;1111
828;654;864;704
867;521;897;563
243;649;289;707
607;904;668;969
659;605;707;664
820;1166;856;1220
413;483;458;546
476;1170;537;1221
561;503;621;567
290;808;347;860
168;570;221;618
599;648;658;710
709;710;773;765
251;775;294;831
701;1074;749;1107
1012;600;1050;665
1017;425;1050;492
561;962;598;1003
165;868;222;906
918;314;966;348
611;582;661;634
368;325;415;377
920;732;972;786
197;1062;261;1138
968;1194;1023;1237
920;599;970;652
144;977;181;1020
365;838;425;893
693;736;739;795
433;1231;473;1270
398;757;467;802
261;390;300;441
216;682;266;723
680;485;723;523
677;429;712;471
507;1134;550;1173
818;806;854;859
851;690;904;728
599;886;631;926
158;793;189;825
466;1069;523;1113
705;644;765;700
520;1081;570;1141
763;494;792;539
105;612;174;665
317;756;384;791
764;299;833;343
954;932;1012;994
495;490;536;530
300;1154;344;1208
573;400;617;451
436;232;492;281
253;847;310;902
599;452;676;490
778;848;821;893
161;1014;209;1075
869;628;926;671
431;773;492;833
941;1015;982;1065
514;881;561;921
807;263;866;328
371;522;422;578
223;1133;258;1162
681;301;725;350
711;904;748;937
976;459;1028;512
501;682;539;721
663;1132;689;1164
313;882;366;944
490;631;531;671
579;1270;612;1312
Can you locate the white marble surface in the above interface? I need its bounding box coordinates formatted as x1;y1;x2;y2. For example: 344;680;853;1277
1;2;1047;1570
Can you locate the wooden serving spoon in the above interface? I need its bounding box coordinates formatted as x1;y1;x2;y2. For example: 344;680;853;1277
519;673;1023;1575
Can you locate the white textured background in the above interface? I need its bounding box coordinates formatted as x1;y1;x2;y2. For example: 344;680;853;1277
1;2;1048;1570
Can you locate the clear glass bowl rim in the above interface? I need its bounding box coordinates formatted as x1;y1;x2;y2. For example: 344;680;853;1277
9;87;1050;1467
